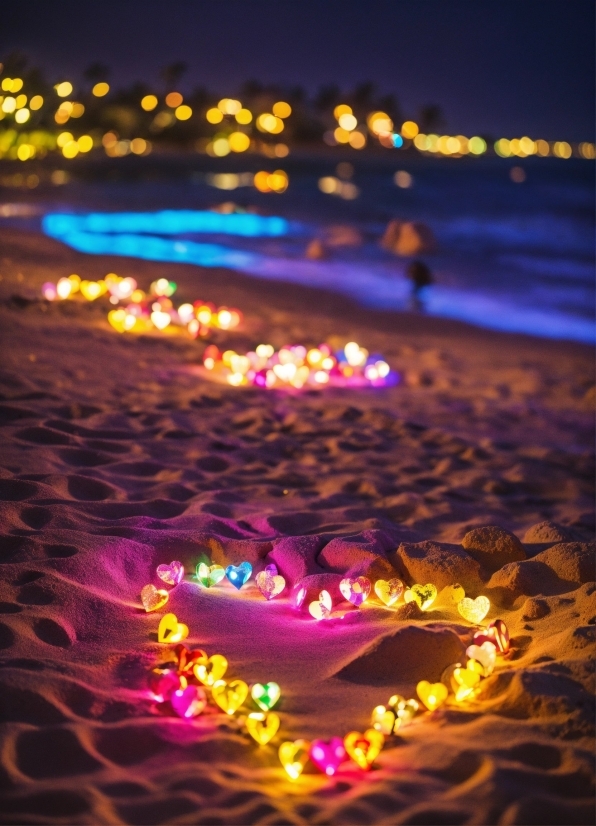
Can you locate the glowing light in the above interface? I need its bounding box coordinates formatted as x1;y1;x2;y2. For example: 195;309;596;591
56;277;73;299
279;740;310;779
374;578;404;606
229;131;250;152
251;681;281;711
344;729;384;770
165;91;183;108
452;660;483;702
404;583;437;611
579;142;595;159
29;95;43;110
42;282;58;300
466;642;496;676
308;589;332;620
246;711;280;745
148;668;182;703
80;280;104;300
334;104;352;119
510;166;526;183
339;576;371;606
141;94;158;111
401;120;419;139
1;97;16;113
367;111;393;135
14;108;29;124
473;619;510;653
334;126;350;143
494;138;511;158
212;137;230;156
151;309;171;330
55;81;73;97
389;694;419;724
218;98;242;115
92;82;109;97
194;654;228;686
468;136;486;154
211;678;248;713
457;595;490;624
225;561;252;589
140;583;169;612
196;562;226;587
175;104;192;120
371;705;397;735
255;564;286;599
156;560;184;586
235;107;252;124
130;137;148;154
256;113;284;134
349;131;366;149
77;135;93;153
416;680;448;711
206;107;224;123
157;612;189;644
338;113;357;131
272;101;292;118
309;738;346;776
554;141;572;159
170;685;207;718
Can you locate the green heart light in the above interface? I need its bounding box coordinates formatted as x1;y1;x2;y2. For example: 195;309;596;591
251;681;281;711
196;562;226;588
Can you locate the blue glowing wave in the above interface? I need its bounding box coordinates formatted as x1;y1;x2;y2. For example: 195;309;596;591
42;210;289;238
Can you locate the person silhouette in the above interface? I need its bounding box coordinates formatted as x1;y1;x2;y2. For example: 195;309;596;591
406;260;433;311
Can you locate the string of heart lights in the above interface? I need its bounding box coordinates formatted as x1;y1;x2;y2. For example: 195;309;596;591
41;273;242;337
140;559;511;777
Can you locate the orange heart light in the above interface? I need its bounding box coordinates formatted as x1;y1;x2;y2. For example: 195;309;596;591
193;654;228;686
157;613;189;644
404;583;437;611
308;590;332;620
458;596;490;624
212;679;248;714
374;578;404;606
141;584;169;613
246;711;280;745
416;680;448;711
279;739;310;779
343;729;384;770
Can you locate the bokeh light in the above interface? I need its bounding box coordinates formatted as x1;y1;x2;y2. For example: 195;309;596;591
92;82;110;97
55;81;73;97
141;94;158;111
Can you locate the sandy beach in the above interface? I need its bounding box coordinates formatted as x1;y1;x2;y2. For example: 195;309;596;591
0;225;594;825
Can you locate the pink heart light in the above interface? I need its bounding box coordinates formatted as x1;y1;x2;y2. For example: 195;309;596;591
157;561;184;586
255;564;286;600
170;685;207;718
309;737;346;775
339;576;371;606
473;619;510;653
147;668;181;702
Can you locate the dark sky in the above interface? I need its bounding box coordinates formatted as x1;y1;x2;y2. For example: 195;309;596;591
2;0;594;139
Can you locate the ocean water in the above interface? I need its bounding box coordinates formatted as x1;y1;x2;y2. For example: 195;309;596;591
8;154;596;342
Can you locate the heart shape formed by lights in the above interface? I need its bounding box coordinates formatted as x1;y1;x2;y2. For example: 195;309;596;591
344;729;384;770
416;680;448;711
157;561;184;586
339;576;371;606
148;667;182;702
389;694;419;724
466;641;496;676
193;654;228;686
370;705;398;736
246;711;280;745
157;612;189;644
308;590;332;620
173;644;207;676
170;684;207;718
196;563;226;588
452;660;483;701
225;562;253;590
458;595;490;624
141;584;169;613
404;583;437;611
309;737;346;776
279;739;311;779
374;578;404;606
251;682;281;711
473;619;510;653
255;565;286;600
212;679;248;714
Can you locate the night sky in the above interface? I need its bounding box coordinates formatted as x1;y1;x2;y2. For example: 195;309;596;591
2;0;594;140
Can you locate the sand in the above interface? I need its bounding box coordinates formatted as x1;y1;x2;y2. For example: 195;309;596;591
0;226;594;825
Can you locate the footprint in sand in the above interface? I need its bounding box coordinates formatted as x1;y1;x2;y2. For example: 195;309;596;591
32;617;72;648
0;621;16;648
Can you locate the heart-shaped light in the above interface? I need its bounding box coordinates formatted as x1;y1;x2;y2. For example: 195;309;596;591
291;583;307;610
370;705;397;736
147;667;182;702
157;612;189;644
157;561;184;586
173;644;207;676
404;583;438;611
255;565;286;600
225;562;252;590
466;641;496;676
452;660;483;701
80;280;103;301
251;682;281;711
193;654;228;686
196;562;226;588
339;576;371;606
308;590;332;620
441;583;466;604
344;729;384;770
309;738;346;776
170;684;207;718
416;680;448;711
388;694;419;725
374;578;404;606
211;679;248;714
473;619;510;653
141;584;169;612
458;595;490;624
246;711;280;745
279;739;310;780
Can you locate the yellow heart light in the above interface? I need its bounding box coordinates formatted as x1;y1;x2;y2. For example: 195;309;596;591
388;694;419;725
404;583;437;611
458;595;490;624
212;679;248;714
343;729;384;770
80;280;103;301
440;583;466;605
193;654;228;686
370;705;397;736
416;680;448;711
246;711;280;745
140;584;169;613
279;739;310;780
157;612;189;644
452;660;483;702
308;589;332;621
374;578;404;606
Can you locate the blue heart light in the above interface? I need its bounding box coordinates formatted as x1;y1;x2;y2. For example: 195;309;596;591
225;562;253;590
